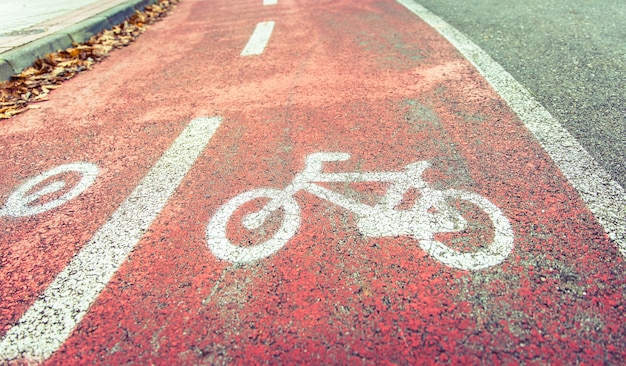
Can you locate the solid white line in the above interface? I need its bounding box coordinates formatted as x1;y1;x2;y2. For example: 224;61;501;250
263;0;277;5
0;116;222;362
396;0;626;257
240;21;275;56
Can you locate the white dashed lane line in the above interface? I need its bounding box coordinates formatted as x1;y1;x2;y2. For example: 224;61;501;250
0;116;223;361
241;21;275;56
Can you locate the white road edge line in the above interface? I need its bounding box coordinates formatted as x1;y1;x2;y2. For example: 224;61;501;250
241;21;275;56
0;116;223;362
396;0;626;256
263;0;277;5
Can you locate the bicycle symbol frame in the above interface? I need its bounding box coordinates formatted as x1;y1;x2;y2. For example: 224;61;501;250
207;152;514;270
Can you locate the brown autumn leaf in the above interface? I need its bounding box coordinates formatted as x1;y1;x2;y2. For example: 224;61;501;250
0;0;180;120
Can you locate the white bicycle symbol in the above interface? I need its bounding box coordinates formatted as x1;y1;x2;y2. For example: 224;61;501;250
207;152;514;270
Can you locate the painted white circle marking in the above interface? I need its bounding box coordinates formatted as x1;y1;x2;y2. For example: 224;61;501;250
0;162;99;217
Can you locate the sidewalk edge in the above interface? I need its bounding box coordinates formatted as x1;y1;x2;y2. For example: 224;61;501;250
0;0;157;82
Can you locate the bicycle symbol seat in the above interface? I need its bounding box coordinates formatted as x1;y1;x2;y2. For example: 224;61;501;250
207;152;514;270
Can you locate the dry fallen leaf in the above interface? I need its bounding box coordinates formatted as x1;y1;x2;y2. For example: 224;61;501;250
0;0;180;120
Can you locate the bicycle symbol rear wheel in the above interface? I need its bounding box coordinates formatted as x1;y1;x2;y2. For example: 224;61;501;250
418;189;514;270
206;188;300;264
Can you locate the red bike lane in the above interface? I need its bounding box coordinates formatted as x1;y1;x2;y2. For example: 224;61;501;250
1;0;624;364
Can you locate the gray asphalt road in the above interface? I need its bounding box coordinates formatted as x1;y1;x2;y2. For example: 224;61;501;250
415;0;626;188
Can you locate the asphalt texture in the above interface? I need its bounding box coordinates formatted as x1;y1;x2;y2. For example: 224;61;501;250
0;0;625;363
417;0;626;189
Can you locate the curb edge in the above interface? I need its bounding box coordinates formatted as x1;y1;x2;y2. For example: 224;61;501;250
0;0;158;82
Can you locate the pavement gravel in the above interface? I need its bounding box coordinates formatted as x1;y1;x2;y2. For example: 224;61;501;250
417;0;626;188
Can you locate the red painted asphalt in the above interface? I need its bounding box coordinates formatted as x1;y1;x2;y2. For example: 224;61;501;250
1;0;624;363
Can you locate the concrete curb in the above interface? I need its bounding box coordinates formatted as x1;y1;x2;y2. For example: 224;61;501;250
0;0;158;82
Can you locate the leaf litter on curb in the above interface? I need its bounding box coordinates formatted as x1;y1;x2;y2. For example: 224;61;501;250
0;0;180;120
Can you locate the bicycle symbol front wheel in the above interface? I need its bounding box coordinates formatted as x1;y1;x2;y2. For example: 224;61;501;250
418;189;514;271
206;188;301;264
